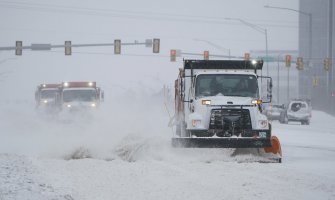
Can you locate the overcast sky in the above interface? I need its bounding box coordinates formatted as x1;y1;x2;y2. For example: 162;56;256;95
0;0;299;102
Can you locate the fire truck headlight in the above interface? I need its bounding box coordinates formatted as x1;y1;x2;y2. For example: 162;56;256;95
258;120;268;128
88;82;93;87
201;100;211;105
63;82;69;87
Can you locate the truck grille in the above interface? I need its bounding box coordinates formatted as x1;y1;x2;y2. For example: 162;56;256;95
209;109;252;137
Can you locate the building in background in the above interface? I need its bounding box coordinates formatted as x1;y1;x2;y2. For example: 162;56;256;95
299;0;334;115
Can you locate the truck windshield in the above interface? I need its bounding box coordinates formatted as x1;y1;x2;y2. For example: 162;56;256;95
41;89;58;99
195;74;258;98
63;89;97;102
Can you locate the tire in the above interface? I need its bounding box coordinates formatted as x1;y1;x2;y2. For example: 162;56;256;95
279;113;285;124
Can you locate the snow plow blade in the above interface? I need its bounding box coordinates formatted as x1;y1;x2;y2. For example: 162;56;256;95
264;136;282;162
172;138;272;148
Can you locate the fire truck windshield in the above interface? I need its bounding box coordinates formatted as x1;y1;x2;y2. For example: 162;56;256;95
195;74;258;98
63;89;97;102
41;89;58;99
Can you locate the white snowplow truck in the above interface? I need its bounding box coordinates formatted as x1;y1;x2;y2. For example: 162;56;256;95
35;83;60;110
56;81;104;111
172;60;282;162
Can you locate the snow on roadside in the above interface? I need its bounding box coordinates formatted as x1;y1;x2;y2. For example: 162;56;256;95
0;154;73;200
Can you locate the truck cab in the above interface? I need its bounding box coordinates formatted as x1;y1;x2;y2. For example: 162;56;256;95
173;60;273;148
56;81;104;112
35;84;60;110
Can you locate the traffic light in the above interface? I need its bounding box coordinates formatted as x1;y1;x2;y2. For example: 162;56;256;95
244;53;250;60
296;57;304;70
324;58;331;71
15;41;22;56
153;38;160;53
170;49;176;62
65;41;71;55
114;39;121;54
204;51;209;60
285;55;291;67
312;76;319;87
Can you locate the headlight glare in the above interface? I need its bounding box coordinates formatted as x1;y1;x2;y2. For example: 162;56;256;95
202;100;211;105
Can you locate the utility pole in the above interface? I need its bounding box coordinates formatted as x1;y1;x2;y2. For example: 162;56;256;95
328;0;334;114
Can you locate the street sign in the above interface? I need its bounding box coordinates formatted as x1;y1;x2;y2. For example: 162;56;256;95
145;39;152;47
31;44;51;51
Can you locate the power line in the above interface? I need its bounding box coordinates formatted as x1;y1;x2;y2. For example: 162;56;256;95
0;1;298;29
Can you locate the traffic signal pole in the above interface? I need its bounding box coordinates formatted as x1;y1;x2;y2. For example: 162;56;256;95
0;39;156;55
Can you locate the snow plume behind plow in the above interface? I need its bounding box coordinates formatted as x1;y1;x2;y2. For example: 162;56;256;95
0;88;280;164
0;87;175;161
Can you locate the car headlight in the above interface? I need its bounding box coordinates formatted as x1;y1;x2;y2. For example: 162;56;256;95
258;120;268;128
202;100;211;105
91;103;96;107
67;104;72;108
43;100;48;104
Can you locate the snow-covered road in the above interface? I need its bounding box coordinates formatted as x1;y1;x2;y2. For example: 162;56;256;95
1;102;335;200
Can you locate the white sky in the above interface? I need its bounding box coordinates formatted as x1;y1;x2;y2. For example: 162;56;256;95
0;0;299;101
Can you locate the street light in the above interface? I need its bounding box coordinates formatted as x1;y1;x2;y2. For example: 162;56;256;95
225;18;269;76
264;5;312;66
193;38;231;59
264;5;312;101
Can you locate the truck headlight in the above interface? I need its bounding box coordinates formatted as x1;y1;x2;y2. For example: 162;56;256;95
258;120;268;128
192;120;201;127
251;99;262;105
202;100;211;105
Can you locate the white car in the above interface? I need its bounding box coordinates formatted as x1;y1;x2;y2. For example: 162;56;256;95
280;100;311;125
